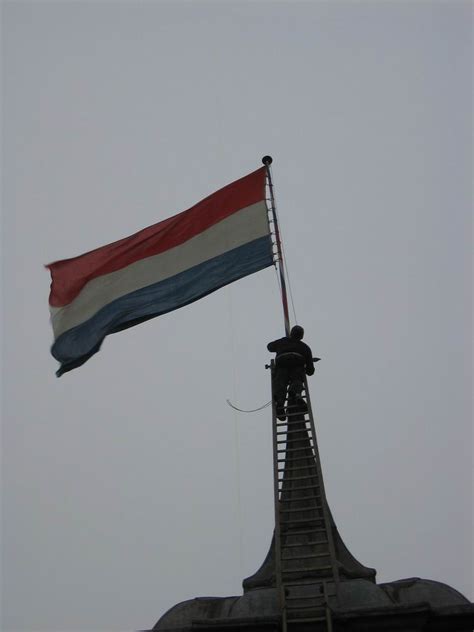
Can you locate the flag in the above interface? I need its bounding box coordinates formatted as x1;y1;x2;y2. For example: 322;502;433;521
47;167;273;376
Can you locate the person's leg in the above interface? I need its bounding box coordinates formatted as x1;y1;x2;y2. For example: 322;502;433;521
288;366;306;410
273;367;289;420
288;366;304;397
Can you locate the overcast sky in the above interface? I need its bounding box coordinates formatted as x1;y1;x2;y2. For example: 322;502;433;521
2;1;472;631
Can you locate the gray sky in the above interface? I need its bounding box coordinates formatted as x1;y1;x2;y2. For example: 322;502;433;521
1;1;472;631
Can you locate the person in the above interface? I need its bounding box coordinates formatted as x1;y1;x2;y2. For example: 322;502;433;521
267;325;318;420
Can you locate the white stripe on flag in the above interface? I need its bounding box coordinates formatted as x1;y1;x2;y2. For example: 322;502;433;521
51;200;269;338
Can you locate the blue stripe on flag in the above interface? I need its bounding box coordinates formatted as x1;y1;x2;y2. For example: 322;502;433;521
52;235;273;376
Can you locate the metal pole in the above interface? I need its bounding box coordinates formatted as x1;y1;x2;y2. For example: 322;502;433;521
262;156;291;337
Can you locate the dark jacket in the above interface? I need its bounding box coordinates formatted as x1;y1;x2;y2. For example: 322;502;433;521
267;337;315;375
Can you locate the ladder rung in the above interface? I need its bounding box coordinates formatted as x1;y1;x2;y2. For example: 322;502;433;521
276;422;309;429
277;447;314;453
286;593;333;601
286;617;327;623
279;472;315;479
280;506;321;513
279;494;318;502
282;552;330;561
279;474;318;481
286;604;326;612
278;455;317;463
284;429;310;437
278;466;318;482
281;517;324;525
286;598;325;604
286;594;336;602
279;488;321;497
280;465;318;473
280;494;320;502
278;485;319;493
277;428;311;436
283;565;333;574
277;436;313;444
278;471;318;480
279;444;314;451
285;412;309;418
281;528;327;535
282;540;328;548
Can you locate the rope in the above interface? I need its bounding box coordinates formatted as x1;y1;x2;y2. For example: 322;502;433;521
226;285;244;581
226;399;272;413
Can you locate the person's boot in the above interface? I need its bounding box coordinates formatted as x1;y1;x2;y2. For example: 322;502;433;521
276;403;286;421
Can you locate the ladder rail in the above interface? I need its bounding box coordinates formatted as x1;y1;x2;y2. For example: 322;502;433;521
270;363;339;631
270;361;287;632
303;376;341;593
323;581;334;632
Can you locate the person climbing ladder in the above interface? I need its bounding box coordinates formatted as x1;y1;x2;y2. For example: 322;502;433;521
267;325;319;420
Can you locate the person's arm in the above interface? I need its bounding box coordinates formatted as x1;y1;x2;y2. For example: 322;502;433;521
267;337;284;352
305;346;315;375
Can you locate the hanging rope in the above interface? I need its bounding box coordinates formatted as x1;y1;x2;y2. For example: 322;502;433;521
226;399;272;413
226;284;244;581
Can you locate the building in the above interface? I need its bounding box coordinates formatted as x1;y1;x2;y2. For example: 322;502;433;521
146;367;473;632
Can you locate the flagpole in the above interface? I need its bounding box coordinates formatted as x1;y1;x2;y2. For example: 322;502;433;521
262;156;291;337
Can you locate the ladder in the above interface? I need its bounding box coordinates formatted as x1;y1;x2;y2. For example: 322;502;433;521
270;361;340;632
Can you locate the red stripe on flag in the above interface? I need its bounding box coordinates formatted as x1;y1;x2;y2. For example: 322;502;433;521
47;167;266;308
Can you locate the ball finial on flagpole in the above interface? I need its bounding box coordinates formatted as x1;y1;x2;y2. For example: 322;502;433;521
262;155;273;166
